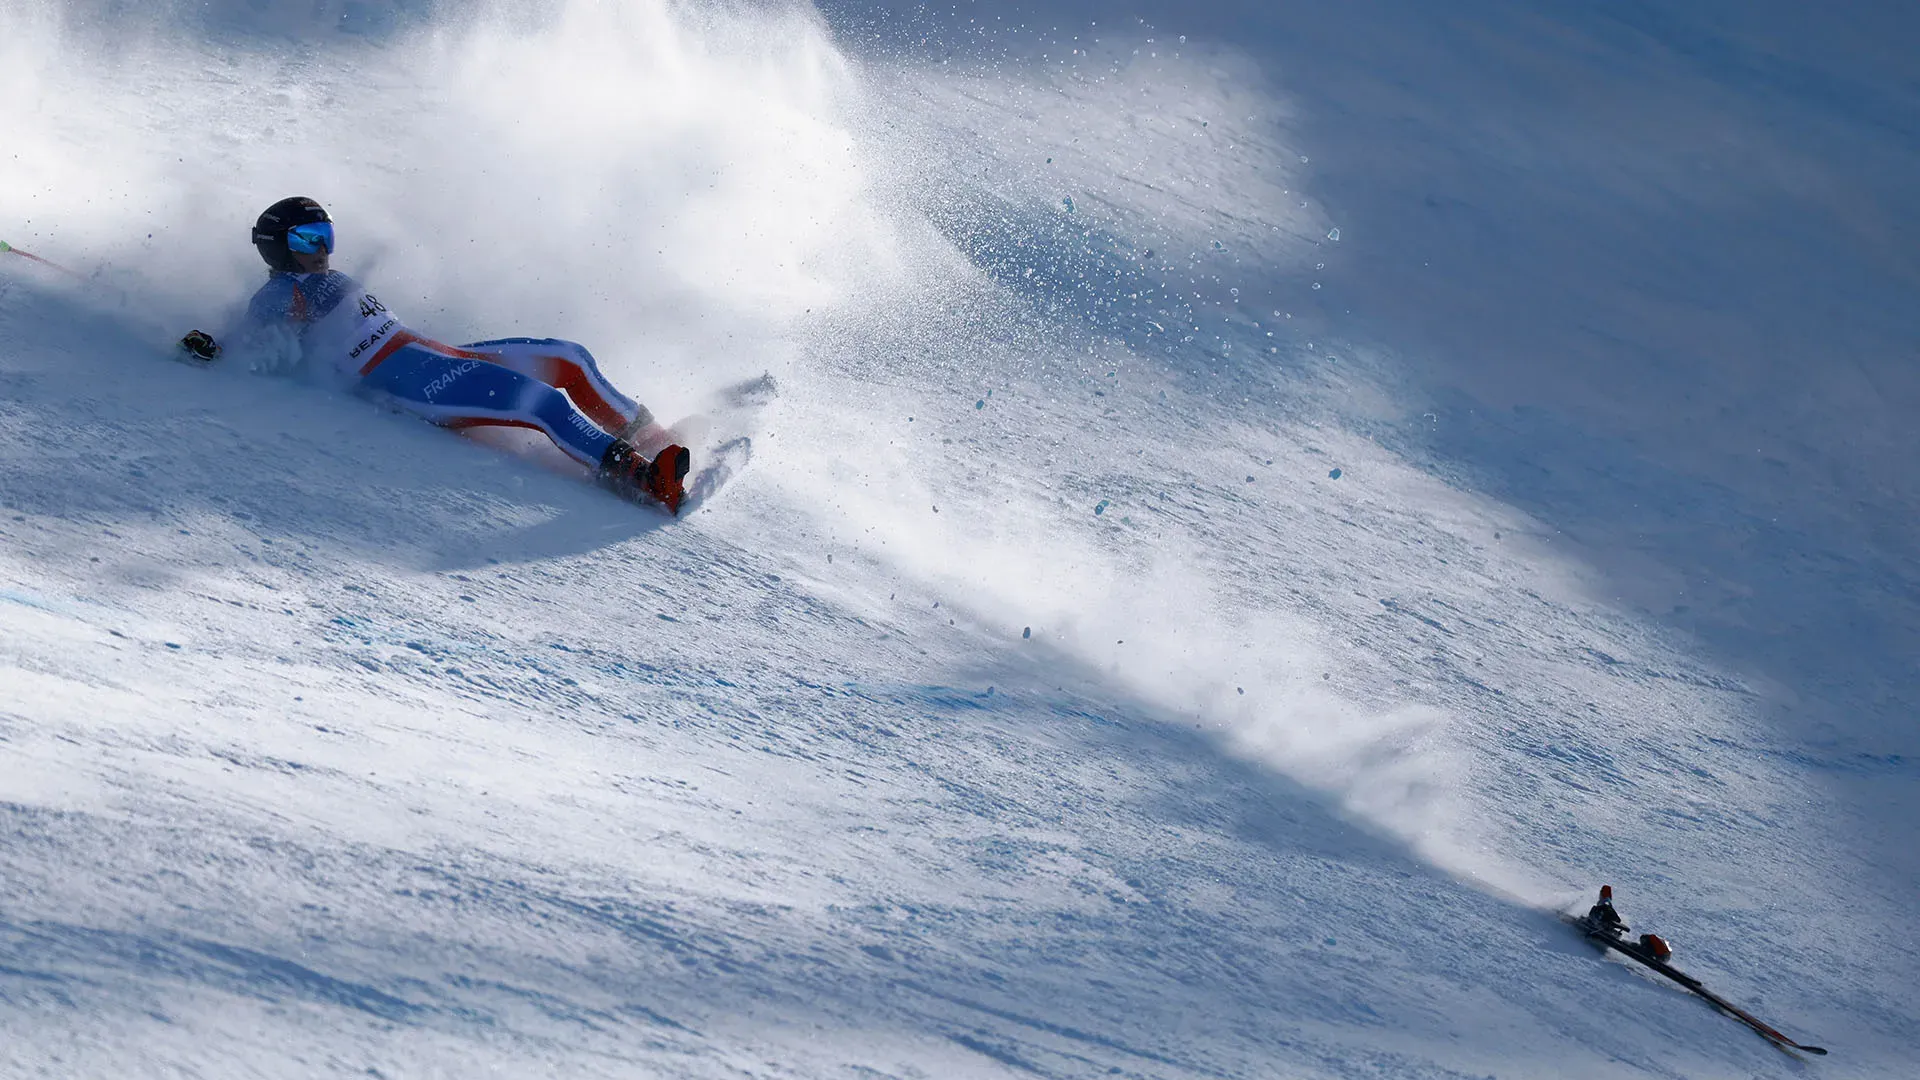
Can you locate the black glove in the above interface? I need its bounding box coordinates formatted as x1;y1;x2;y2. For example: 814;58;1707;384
179;329;221;362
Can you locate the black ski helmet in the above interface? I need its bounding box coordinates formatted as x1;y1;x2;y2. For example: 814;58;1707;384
252;196;331;272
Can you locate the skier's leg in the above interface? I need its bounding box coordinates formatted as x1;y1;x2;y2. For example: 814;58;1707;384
360;341;617;467
460;337;654;440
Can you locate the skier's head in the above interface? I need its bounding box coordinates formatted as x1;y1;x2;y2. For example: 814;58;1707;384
252;196;332;273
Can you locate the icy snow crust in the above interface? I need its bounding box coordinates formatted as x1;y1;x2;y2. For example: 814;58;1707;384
3;0;1916;1076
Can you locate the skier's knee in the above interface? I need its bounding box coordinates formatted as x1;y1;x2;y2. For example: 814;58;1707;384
559;340;599;368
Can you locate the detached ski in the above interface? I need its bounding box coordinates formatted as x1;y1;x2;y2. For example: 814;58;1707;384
1565;887;1827;1056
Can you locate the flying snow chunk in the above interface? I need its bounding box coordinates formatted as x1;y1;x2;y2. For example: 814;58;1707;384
1327;227;1341;241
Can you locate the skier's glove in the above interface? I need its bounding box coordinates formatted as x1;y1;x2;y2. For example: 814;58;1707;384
179;329;222;363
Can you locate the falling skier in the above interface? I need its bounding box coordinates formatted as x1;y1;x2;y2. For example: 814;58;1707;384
179;197;690;512
1568;886;1824;1054
1582;885;1672;960
1585;884;1628;936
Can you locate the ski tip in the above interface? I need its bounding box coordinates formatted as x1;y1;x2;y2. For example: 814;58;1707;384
1798;1045;1829;1056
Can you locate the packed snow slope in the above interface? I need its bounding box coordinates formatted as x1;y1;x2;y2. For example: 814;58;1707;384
3;1;1916;1077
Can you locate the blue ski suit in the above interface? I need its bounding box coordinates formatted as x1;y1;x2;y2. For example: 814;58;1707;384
240;270;653;466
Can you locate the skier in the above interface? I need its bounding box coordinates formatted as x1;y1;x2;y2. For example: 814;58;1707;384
1583;886;1677;961
178;196;690;512
1586;885;1628;937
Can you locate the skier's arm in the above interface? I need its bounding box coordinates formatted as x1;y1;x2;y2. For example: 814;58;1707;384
177;280;285;364
208;277;305;374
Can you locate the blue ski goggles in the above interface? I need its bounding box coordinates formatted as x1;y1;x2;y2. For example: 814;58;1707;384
285;221;334;254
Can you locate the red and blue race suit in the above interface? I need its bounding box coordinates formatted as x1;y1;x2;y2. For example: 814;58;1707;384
241;270;653;467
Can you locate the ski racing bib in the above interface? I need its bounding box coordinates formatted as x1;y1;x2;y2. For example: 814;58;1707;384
244;271;414;378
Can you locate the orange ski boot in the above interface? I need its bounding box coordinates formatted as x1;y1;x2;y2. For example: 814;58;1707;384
642;443;691;514
597;440;690;513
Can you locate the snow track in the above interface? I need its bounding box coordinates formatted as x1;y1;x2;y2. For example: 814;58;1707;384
4;0;1917;1076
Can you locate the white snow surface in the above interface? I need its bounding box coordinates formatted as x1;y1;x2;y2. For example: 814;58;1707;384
3;1;1916;1077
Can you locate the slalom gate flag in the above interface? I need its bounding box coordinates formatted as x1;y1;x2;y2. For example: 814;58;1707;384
0;239;83;278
